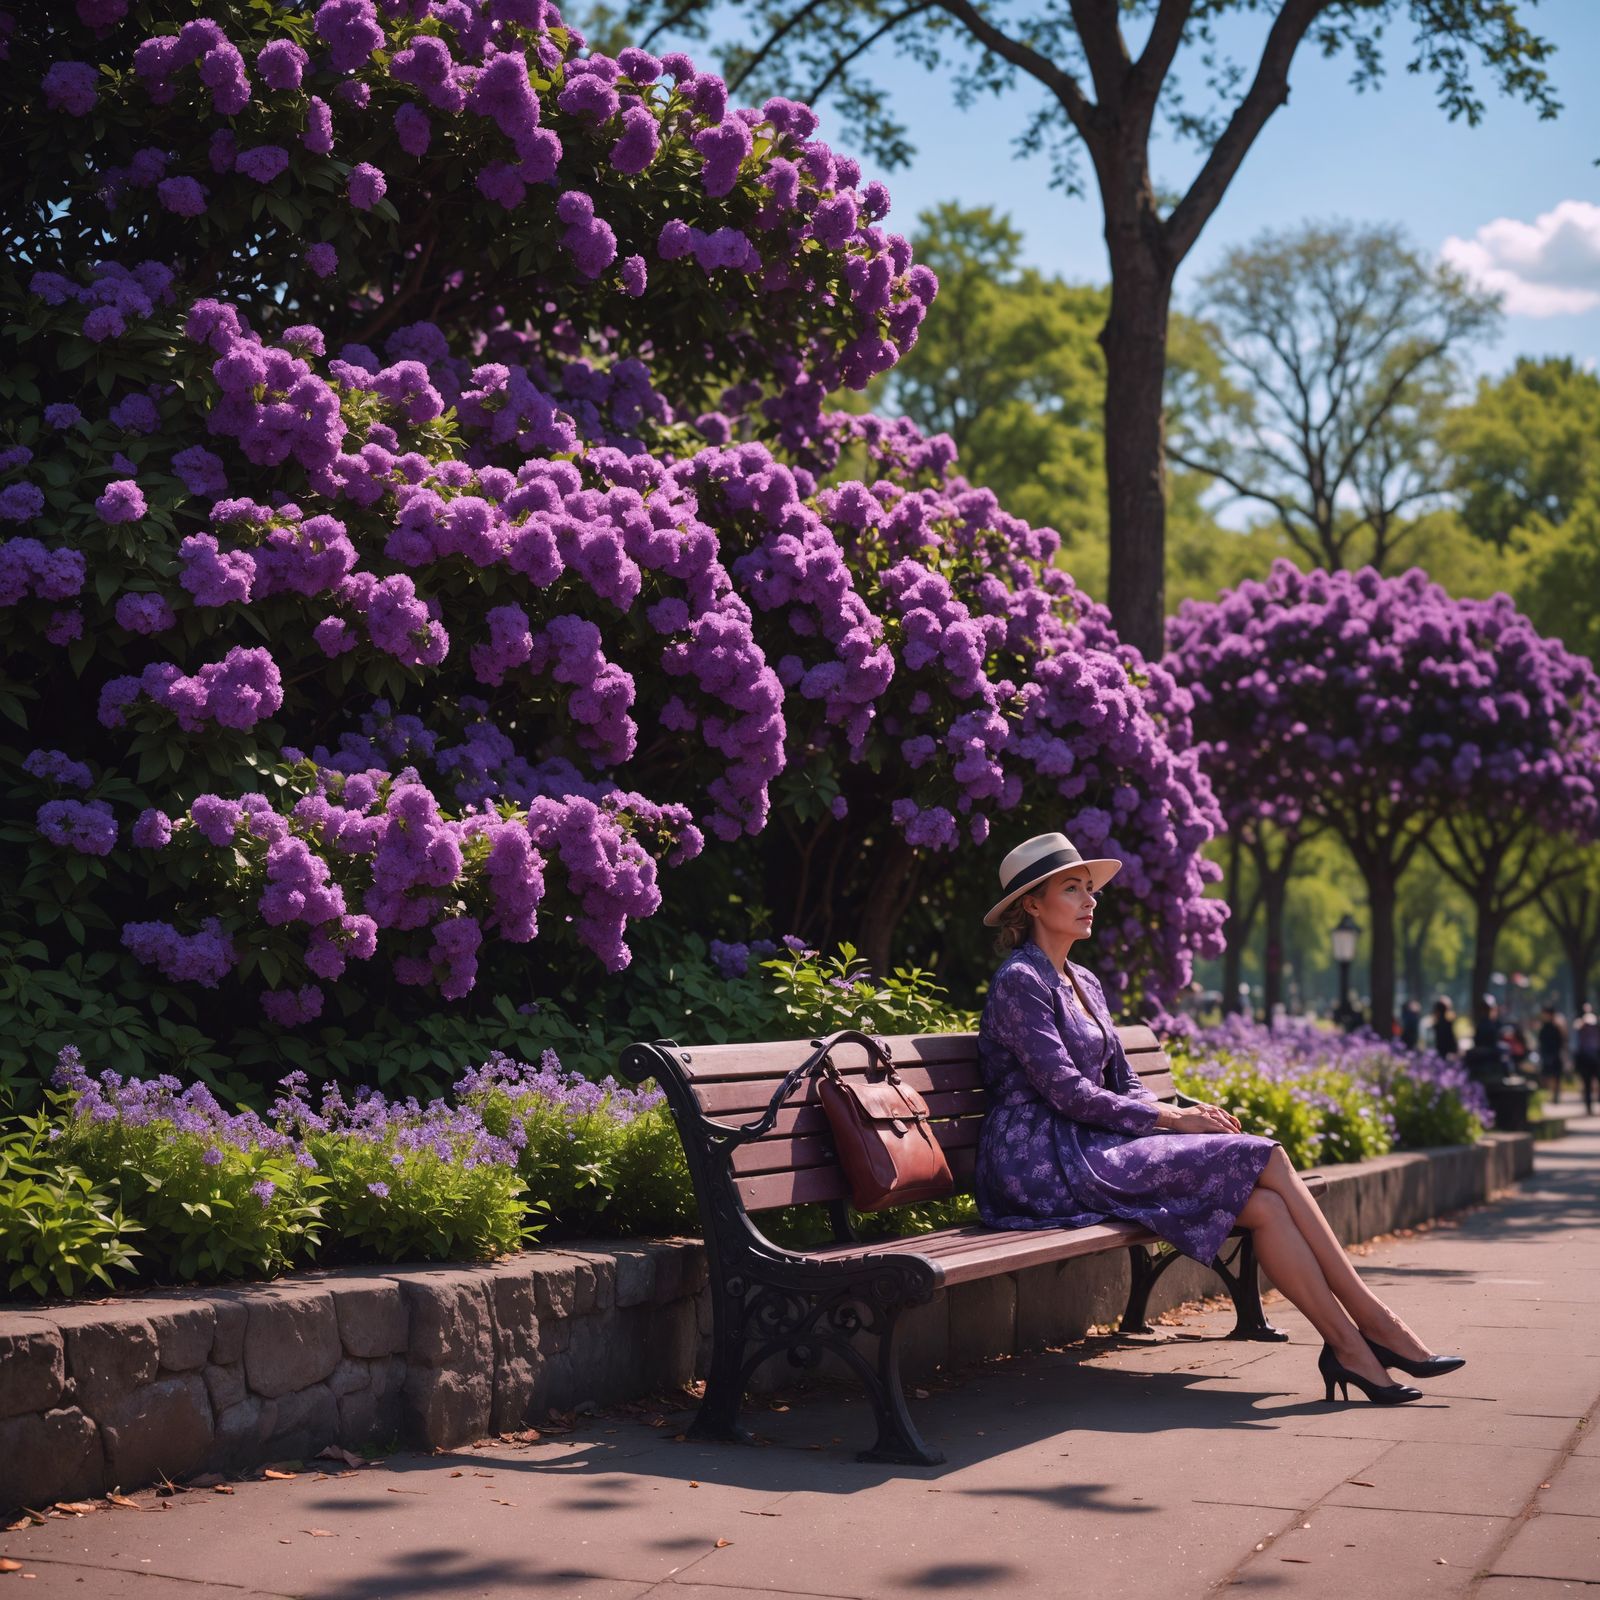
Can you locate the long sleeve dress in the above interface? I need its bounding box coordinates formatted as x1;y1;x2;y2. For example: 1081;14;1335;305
974;940;1275;1264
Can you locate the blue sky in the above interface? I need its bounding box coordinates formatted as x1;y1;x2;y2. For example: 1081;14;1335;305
670;0;1600;380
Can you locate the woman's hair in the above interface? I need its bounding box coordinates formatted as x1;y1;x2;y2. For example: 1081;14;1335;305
994;894;1033;953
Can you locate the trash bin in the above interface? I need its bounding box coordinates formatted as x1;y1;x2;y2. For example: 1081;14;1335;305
1484;1077;1534;1133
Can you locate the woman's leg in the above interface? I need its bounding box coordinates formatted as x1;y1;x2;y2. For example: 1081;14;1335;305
1235;1185;1394;1387
1253;1145;1435;1360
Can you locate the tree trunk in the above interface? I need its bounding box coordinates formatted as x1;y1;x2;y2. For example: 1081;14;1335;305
1261;868;1287;1029
1469;888;1499;1026
858;837;921;978
1402;917;1428;1009
1221;834;1249;1015
1099;236;1173;662
1366;868;1398;1039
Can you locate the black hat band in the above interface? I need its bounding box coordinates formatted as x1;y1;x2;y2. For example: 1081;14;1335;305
1002;847;1086;898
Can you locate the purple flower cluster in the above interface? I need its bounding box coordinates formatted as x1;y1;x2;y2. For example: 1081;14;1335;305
37;798;117;855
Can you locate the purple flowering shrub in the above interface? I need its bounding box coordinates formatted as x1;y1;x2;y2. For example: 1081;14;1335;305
3;0;1225;1110
1172;1015;1491;1168
1;0;941;1077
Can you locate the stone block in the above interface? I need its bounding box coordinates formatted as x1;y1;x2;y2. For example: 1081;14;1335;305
100;1373;213;1492
651;1242;687;1304
549;1248;615;1314
263;1383;338;1461
243;1289;341;1399
529;1347;573;1415
209;1297;247;1365
894;1290;950;1383
329;1358;370;1397
54;1306;159;1417
148;1302;215;1373
1016;1255;1118;1351
370;1354;407;1401
0;1407;103;1509
1314;1173;1363;1247
395;1269;492;1370
643;1301;699;1391
483;1261;540;1435
203;1362;246;1413
210;1397;273;1469
337;1383;401;1452
0;1319;65;1418
947;1275;1017;1367
330;1279;407;1359
608;1245;657;1308
530;1257;576;1321
403;1364;491;1449
0;1408;103;1504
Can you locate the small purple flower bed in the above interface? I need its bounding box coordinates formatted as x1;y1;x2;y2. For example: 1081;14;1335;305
1173;1016;1492;1168
25;1043;685;1296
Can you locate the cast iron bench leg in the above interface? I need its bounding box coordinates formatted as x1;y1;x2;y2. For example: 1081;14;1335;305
690;1286;757;1445
858;1305;944;1467
1121;1242;1185;1333
1213;1232;1288;1341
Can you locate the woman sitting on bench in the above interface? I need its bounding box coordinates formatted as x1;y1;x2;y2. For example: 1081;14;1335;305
977;831;1465;1406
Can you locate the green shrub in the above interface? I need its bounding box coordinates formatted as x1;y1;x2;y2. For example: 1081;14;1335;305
0;1115;143;1297
1386;1066;1485;1149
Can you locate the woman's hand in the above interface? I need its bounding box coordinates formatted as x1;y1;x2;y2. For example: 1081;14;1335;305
1155;1101;1242;1135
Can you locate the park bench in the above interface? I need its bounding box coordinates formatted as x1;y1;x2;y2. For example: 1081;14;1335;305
620;1026;1323;1467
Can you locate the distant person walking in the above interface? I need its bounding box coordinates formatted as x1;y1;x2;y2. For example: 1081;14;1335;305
1430;997;1459;1058
1401;999;1422;1050
1537;1005;1567;1104
1574;1003;1600;1117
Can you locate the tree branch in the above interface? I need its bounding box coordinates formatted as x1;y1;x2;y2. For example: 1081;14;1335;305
1066;0;1131;110
729;0;834;94
929;0;1099;135
1165;0;1327;262
809;2;933;101
640;0;706;52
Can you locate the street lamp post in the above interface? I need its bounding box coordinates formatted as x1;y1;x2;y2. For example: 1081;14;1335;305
1331;915;1360;1030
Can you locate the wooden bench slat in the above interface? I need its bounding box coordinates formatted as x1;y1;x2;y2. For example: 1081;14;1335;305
736;1145;980;1210
729;1116;984;1176
675;1033;981;1081
690;1058;984;1113
692;1074;985;1117
706;1087;991;1137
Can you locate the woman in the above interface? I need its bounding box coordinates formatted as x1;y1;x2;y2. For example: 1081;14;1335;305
976;831;1464;1405
1574;1003;1600;1117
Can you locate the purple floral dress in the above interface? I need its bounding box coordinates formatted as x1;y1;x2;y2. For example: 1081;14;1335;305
975;941;1274;1263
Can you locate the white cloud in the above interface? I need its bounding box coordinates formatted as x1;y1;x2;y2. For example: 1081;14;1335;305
1441;200;1600;317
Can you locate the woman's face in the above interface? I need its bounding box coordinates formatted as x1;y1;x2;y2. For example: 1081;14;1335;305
1024;867;1098;943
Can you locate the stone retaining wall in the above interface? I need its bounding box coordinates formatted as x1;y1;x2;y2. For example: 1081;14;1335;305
0;1133;1532;1509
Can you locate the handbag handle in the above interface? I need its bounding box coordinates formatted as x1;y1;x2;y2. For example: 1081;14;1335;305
708;1028;893;1146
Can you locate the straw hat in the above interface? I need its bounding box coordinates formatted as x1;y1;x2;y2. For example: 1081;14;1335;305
982;831;1122;927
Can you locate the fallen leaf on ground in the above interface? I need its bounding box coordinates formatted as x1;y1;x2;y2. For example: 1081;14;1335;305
492;1499;514;1507
262;1469;297;1481
1436;1558;1448;1566
449;1471;464;1479
739;1510;781;1517
714;1539;732;1549
769;1404;790;1413
689;1481;700;1488
53;1502;97;1516
316;1446;365;1468
107;1494;141;1511
213;1486;234;1496
472;1472;494;1478
1279;1558;1312;1564
385;1486;425;1495
1347;1480;1375;1488
1;1559;22;1572
303;1529;335;1538
914;1389;929;1399
278;1538;291;1545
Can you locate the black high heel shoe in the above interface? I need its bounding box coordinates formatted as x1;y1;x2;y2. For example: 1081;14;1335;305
1319;1344;1424;1405
1365;1336;1466;1379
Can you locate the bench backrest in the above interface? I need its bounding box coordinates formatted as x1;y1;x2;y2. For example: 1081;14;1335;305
662;1026;1176;1213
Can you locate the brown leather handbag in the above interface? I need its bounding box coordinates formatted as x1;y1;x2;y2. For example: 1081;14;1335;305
810;1030;954;1211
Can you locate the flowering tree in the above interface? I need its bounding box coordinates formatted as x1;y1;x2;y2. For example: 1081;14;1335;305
1167;562;1600;1035
2;0;1221;1095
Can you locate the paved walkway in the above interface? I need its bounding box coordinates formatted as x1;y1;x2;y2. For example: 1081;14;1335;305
6;1118;1599;1599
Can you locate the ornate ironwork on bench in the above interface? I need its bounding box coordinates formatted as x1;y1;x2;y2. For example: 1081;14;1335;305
619;1027;1320;1468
